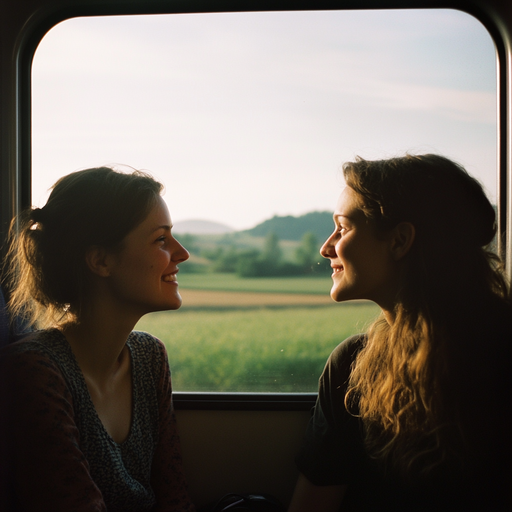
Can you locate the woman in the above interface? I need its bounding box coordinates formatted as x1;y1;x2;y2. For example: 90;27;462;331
289;154;511;511
0;167;195;511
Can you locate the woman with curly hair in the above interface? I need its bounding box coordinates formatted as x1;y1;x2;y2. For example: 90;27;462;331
0;167;195;512
289;154;511;511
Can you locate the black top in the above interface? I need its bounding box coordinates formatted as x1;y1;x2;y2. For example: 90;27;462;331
296;335;510;511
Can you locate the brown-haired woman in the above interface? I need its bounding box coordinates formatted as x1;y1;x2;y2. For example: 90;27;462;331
289;154;511;511
0;167;195;511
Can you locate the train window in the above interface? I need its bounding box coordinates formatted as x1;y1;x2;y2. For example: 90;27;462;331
31;9;496;393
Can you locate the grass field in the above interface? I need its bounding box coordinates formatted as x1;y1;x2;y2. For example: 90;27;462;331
176;272;334;294
136;282;380;392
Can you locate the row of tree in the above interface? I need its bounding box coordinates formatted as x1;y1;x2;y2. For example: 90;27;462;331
180;231;331;277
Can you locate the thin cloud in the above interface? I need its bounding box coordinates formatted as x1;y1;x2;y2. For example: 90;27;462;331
31;10;497;229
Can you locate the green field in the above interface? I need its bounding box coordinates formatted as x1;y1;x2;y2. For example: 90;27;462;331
136;293;380;393
176;272;333;295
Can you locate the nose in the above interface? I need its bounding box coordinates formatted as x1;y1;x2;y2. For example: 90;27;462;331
320;231;337;259
172;238;190;263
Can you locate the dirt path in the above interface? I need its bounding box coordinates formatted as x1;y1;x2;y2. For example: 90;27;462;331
179;288;335;307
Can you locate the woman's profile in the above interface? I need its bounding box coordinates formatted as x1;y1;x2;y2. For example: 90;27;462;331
0;167;195;511
289;154;511;511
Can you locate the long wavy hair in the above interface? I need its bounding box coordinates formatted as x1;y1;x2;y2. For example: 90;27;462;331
343;154;510;481
3;166;163;330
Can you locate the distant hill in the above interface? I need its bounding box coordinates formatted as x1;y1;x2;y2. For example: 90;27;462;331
243;211;333;241
173;219;235;235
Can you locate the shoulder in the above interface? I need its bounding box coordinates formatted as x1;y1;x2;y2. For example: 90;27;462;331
330;334;366;361
128;330;167;357
317;334;366;401
326;334;366;376
0;330;73;415
0;329;64;371
128;331;169;375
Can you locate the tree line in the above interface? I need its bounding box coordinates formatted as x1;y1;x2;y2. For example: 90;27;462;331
178;231;331;277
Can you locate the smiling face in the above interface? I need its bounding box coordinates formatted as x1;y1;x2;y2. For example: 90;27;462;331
106;195;189;318
320;187;400;311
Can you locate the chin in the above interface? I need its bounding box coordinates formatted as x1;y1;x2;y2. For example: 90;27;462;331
168;293;183;310
165;298;183;310
330;286;355;303
330;287;344;302
152;295;182;312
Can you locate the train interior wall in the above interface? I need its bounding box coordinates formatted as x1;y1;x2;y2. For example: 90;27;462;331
176;409;311;508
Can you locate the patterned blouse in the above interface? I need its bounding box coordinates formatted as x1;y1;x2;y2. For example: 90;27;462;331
0;329;195;512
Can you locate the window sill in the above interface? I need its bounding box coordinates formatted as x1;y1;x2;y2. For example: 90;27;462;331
173;392;317;410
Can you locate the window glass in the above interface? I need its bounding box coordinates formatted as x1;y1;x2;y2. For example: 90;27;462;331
32;10;496;391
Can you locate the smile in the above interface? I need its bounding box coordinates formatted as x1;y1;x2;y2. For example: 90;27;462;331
162;273;178;282
331;265;344;274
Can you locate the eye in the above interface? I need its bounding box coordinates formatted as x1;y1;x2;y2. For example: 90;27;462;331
332;218;348;238
156;235;166;244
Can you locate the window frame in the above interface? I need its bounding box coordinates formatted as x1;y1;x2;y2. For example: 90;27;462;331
1;0;510;411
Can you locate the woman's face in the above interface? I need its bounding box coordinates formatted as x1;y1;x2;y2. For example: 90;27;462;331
106;196;189;317
320;187;399;310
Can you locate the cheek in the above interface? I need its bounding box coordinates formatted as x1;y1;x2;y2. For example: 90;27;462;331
151;250;171;270
337;238;380;273
120;255;155;279
335;238;355;262
334;239;345;258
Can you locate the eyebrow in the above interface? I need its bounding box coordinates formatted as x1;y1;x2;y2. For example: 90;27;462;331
333;213;353;222
151;224;172;234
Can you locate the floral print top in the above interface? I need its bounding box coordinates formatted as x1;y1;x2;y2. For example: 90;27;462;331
0;329;195;512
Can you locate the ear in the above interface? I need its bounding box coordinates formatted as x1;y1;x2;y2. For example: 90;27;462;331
85;246;112;277
389;222;415;261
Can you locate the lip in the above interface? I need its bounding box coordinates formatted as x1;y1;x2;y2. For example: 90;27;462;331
331;264;344;274
162;269;179;283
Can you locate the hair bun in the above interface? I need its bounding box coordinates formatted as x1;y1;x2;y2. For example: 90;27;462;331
30;207;45;223
474;209;496;247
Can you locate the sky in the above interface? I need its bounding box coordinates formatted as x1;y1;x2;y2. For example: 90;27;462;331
31;9;497;231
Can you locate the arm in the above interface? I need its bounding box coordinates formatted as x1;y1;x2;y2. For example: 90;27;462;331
0;346;106;512
150;341;195;512
288;473;346;512
291;338;365;512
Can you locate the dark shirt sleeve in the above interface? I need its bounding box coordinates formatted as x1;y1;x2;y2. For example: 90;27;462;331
0;345;106;512
150;341;195;512
296;335;367;486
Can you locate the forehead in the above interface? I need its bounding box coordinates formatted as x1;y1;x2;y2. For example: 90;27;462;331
335;187;364;218
128;195;171;236
151;195;170;219
144;196;170;226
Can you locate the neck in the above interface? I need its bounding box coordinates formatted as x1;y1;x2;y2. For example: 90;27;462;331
381;306;396;325
61;300;139;383
374;280;401;326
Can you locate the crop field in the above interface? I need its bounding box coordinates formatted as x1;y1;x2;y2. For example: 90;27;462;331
135;282;380;392
178;289;335;308
175;272;334;294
